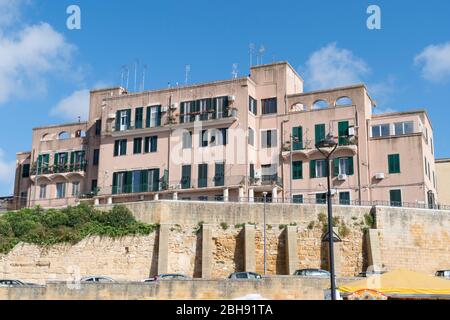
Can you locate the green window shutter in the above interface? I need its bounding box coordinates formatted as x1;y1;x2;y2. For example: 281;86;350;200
310;160;316;178
338;121;349;145
125;171;132;193
126;109;131;127
114;141;119;157
141;170;149;192
112;173;118;195
180;103;185;124
152;169;160;191
348;157;354;175
212;98;217;120
135;107;143;129
390;189;402;207
144;137;149;153
388;154;400;174
333;158;340;176
315;124;325;144
146;107;151;127
293;161;302;180
292;126;303;150
115;111;120;131
121;140;127;155
156;106;162;126
150;136;157;152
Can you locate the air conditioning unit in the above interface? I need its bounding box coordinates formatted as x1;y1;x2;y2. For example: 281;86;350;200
348;127;356;136
375;173;385;180
170;184;182;190
254;171;261;179
228;95;236;102
161;106;169;113
338;174;348;181
170;103;178;110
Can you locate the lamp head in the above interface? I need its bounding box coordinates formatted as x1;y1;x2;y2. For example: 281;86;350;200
315;133;337;149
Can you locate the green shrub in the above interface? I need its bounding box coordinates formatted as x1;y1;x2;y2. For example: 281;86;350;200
220;222;229;230
0;204;156;254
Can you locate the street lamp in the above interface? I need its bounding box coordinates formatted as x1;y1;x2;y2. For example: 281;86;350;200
315;133;338;300
262;191;268;275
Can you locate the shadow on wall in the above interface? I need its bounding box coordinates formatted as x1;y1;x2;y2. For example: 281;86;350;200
276;229;287;275
149;226;160;277
233;228;245;273
193;230;202;278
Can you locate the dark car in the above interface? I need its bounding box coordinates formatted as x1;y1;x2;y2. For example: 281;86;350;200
436;270;450;278
80;276;115;283
228;272;262;280
294;269;330;277
143;274;190;282
0;279;25;287
357;271;386;277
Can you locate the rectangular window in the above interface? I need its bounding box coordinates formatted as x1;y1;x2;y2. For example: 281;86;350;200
310;159;327;178
198;164;208;188
199;98;211;121
93;149;99;166
425;157;428;176
135;107;143;129
261;98;277;115
388;154;400;174
213;97;228;119
248;127;255;146
56;183;66;199
39;184;47;199
114;139;127;156
144;136;157;153
133;138;143;154
292;126;303;150
261;164;277;183
181;165;191;189
95;119;102;136
146;105;162;128
292;161;303;180
372;124;390;137
249;163;255;181
261;130;277;148
200;130;208;148
72;182;80;197
182;131;192;149
394;121;414;135
339;192;351;205
180;101;193;123
22;164;30;178
146;169;160;192
333;157;354;176
338;121;350;145
249;96;257;115
316;193;327;204
293;194;304;204
131;170;142;193
214;162;225;187
54;152;69;173
112;172;127;194
115;109;131;131
431;137;434;155
315;124;326;144
37;154;50;174
390;189;402;207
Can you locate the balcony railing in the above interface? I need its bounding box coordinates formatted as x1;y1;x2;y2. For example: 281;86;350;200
30;162;88;176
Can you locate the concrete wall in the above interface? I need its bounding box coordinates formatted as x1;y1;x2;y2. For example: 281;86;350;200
1;201;449;287
0;277;356;300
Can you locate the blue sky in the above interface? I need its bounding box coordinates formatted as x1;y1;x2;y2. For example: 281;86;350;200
0;0;450;195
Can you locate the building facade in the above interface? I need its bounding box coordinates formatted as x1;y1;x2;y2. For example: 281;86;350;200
12;62;439;209
436;159;450;206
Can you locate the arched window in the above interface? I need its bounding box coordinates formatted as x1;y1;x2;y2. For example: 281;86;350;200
41;133;51;141
335;96;353;107
312;100;329;110
58;131;70;140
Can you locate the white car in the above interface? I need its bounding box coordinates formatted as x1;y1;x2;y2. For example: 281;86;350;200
0;279;25;287
80;276;115;283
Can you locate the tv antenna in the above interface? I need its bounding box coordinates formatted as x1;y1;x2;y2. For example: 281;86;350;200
185;64;191;85
258;45;265;65
249;43;255;67
133;59;139;92
232;63;238;79
141;64;148;91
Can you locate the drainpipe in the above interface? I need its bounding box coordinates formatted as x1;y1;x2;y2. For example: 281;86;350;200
355;109;362;205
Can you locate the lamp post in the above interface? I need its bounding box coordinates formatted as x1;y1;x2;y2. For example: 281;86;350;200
262;191;268;275
315;133;338;300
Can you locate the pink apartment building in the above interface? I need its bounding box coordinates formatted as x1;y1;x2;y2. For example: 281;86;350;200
12;62;439;209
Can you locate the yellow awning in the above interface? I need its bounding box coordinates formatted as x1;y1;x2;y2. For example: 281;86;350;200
339;269;450;295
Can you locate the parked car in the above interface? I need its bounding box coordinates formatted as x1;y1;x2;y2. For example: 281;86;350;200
143;274;190;282
228;272;262;280
294;269;330;277
436;270;450;278
80;276;115;283
0;279;25;287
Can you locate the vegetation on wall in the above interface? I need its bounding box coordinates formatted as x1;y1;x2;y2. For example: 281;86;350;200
0;204;158;254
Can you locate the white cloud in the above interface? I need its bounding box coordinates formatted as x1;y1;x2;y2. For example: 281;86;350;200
0;0;26;29
0;148;15;195
304;43;370;90
51;89;90;121
415;42;450;82
0;5;76;105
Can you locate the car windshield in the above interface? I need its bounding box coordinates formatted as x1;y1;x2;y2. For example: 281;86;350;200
235;273;248;279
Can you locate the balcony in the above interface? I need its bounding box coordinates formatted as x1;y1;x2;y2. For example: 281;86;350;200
249;175;283;188
30;162;88;176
